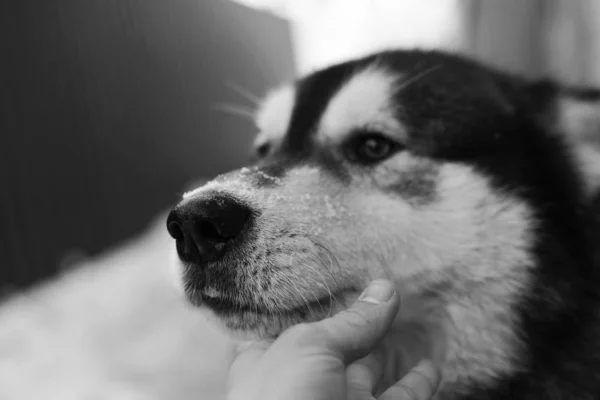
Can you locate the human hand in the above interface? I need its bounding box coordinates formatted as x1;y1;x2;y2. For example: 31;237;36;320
227;279;441;400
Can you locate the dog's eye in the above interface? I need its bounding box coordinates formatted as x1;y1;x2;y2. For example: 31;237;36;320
351;134;400;164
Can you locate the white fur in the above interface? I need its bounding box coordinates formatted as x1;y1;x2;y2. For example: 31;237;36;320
318;66;405;143
253;85;295;151
374;161;533;280
424;164;532;388
351;158;534;389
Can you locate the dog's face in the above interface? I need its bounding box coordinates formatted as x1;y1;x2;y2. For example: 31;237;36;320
167;51;600;367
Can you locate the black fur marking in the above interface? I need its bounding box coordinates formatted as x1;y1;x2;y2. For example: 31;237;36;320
250;59;380;186
280;58;375;155
312;148;352;183
563;85;600;102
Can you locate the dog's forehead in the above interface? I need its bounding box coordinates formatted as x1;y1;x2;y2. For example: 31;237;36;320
317;66;406;143
256;51;522;158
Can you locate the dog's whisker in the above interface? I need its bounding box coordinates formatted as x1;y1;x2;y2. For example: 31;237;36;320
395;64;442;93
254;289;259;318
212;103;256;121
308;265;340;318
299;275;320;304
314;262;343;314
303;274;327;315
309;239;343;289
295;288;317;320
302;278;319;304
225;80;261;105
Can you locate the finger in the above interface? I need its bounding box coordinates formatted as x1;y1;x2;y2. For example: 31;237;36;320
235;339;274;355
313;279;401;363
378;360;441;400
346;350;384;400
227;340;272;389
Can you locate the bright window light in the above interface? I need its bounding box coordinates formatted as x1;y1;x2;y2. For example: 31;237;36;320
229;0;470;74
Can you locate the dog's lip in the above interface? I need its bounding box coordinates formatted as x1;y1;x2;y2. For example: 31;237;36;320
200;292;255;313
199;289;351;316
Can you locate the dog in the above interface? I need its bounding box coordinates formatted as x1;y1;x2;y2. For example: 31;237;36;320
166;50;600;399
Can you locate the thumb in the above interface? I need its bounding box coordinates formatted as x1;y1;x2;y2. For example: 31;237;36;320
314;279;400;364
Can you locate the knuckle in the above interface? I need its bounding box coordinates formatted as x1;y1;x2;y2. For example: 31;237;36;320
395;383;419;400
410;369;437;394
340;307;372;328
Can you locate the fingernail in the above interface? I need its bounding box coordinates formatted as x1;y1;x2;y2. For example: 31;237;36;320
357;280;394;304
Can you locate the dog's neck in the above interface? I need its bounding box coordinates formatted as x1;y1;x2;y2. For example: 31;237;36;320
393;278;528;399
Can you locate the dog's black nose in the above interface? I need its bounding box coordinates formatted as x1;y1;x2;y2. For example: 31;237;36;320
166;194;252;263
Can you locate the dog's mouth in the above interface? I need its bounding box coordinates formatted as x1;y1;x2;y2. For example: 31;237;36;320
198;291;261;314
176;228;356;335
191;285;354;319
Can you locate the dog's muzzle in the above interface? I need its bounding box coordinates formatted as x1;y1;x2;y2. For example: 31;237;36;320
166;192;253;265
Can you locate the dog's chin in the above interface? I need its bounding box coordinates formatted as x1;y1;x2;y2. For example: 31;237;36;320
184;286;356;340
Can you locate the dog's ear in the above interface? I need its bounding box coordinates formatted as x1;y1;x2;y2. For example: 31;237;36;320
530;81;600;199
557;91;600;199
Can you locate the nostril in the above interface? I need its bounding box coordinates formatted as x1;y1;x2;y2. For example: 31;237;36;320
196;218;243;243
167;221;184;240
197;220;223;242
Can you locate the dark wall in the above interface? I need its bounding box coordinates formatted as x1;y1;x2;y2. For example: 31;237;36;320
0;0;295;289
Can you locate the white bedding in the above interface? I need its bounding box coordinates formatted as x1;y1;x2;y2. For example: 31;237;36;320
0;212;235;400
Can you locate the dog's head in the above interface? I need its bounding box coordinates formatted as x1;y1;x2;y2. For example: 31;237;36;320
167;50;600;382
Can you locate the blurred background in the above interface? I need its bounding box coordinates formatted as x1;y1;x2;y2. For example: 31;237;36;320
2;0;600;293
